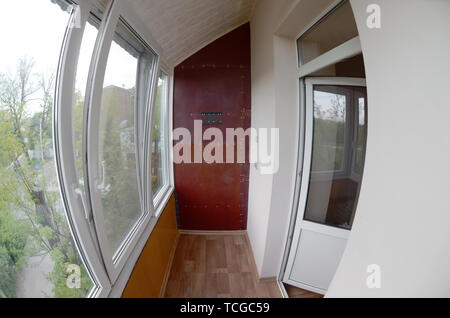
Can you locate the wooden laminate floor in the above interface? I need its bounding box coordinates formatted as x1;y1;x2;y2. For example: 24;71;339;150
283;283;323;298
164;233;282;298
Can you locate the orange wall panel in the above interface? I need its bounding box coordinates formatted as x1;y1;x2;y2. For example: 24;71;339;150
122;194;178;298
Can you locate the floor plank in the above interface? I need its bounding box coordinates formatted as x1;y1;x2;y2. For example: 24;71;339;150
283;283;323;298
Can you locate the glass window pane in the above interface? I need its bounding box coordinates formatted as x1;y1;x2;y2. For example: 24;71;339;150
309;54;366;78
151;71;168;199
98;25;143;255
311;87;347;172
304;85;367;230
297;1;358;66
74;17;100;192
0;0;93;297
354;95;367;174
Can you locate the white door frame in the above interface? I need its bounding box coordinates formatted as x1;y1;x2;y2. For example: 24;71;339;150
278;30;364;297
282;77;366;294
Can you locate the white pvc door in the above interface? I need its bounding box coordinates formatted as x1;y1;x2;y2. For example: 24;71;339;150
283;77;367;294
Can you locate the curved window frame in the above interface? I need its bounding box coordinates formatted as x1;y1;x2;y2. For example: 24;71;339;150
56;0;174;296
55;0;112;297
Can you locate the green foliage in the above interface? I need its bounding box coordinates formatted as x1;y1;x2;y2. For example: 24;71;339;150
0;246;16;298
0;57;93;298
100;87;141;252
0;212;29;298
0;212;29;265
46;253;92;298
312;94;346;172
312;118;345;171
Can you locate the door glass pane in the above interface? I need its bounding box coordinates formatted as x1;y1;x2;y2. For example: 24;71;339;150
297;1;358;66
0;0;93;297
98;23;142;255
151;71;168;199
311;87;347;172
354;96;366;175
304;85;367;230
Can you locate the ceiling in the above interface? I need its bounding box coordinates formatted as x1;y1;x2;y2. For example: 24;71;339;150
115;0;257;66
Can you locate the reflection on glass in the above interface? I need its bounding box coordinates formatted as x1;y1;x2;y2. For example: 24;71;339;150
297;1;358;66
98;27;142;255
354;97;366;175
0;0;93;297
304;85;367;230
311;90;346;172
74;18;100;191
151;72;167;199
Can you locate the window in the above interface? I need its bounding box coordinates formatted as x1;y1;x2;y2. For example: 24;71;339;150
353;95;367;175
0;0;94;297
151;71;169;202
98;27;142;256
74;15;101;193
1;0;171;297
79;12;160;284
297;0;358;66
304;84;367;230
311;87;348;173
308;54;366;77
94;19;157;257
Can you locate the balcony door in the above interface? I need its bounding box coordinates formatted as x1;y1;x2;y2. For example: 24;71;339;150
283;77;367;294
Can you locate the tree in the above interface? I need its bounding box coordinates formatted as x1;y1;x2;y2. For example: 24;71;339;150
0;210;28;298
0;57;92;297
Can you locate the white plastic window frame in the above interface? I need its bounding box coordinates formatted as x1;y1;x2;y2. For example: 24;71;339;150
56;0;175;295
55;0;112;297
151;68;171;216
86;0;161;283
349;95;367;181
295;0;350;68
294;0;361;79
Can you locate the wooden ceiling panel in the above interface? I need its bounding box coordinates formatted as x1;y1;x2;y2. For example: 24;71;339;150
118;0;257;66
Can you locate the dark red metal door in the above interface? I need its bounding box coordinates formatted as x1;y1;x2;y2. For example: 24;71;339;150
173;23;251;230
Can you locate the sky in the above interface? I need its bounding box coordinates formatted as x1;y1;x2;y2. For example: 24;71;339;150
0;0;69;113
0;0;138;114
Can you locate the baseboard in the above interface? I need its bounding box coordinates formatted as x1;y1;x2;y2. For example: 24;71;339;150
243;232;283;297
159;231;180;298
243;232;261;284
258;276;278;284
178;230;247;236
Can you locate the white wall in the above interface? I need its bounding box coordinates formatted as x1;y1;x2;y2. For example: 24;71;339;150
248;0;337;278
327;0;450;297
247;0;297;277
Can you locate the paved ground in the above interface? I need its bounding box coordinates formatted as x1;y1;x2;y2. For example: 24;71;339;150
15;250;54;298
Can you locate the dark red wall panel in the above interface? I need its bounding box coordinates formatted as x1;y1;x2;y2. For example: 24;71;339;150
173;23;251;230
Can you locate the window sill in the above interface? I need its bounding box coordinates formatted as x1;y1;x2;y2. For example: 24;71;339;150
153;184;172;217
108;185;175;298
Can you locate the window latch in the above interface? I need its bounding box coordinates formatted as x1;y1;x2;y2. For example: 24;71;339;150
73;185;93;223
